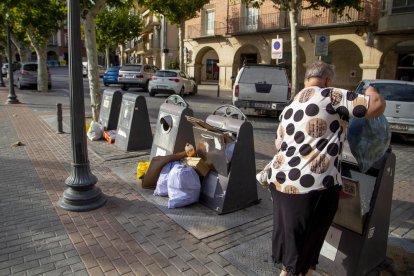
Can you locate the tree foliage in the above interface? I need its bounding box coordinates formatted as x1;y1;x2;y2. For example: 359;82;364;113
96;7;142;54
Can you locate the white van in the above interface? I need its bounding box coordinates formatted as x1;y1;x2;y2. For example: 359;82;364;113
232;64;291;117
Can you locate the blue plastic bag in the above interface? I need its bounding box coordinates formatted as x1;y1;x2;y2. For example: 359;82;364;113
153;161;181;197
346;115;391;173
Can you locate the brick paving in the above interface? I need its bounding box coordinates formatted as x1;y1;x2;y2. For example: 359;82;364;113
1;86;413;275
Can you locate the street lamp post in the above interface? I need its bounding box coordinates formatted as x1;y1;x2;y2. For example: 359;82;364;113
0;56;5;87
6;23;19;104
58;0;106;211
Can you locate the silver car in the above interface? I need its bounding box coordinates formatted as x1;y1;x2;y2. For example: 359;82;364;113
13;62;51;89
355;79;414;138
118;64;158;91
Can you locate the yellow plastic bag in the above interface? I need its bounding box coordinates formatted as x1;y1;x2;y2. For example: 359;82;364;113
137;161;150;179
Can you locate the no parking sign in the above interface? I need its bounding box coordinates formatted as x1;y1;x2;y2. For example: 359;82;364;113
271;38;283;59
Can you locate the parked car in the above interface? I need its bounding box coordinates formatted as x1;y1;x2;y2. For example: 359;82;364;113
118;64;158;91
232;64;291;117
13;62;51;89
355;79;414;139
1;64;8;77
148;70;197;97
103;66;121;86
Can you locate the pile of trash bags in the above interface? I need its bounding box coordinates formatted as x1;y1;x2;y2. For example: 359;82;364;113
154;160;201;209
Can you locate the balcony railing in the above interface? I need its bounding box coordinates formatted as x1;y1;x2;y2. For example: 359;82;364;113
186;1;377;39
228;12;287;34
186;21;226;39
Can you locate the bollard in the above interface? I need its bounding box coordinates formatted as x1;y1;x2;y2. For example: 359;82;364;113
193;105;258;214
115;93;152;151
56;103;64;134
217;84;220;98
317;143;396;275
150;95;195;160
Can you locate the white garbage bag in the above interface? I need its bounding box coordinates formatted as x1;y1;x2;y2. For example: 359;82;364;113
167;164;201;209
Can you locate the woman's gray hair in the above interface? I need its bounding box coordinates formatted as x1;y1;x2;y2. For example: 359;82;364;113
304;61;335;80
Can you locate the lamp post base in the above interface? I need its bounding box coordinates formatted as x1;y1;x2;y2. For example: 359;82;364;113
59;186;106;212
59;162;106;212
7;96;20;104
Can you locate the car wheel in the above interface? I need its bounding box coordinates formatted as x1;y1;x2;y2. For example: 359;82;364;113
48;84;52;90
121;85;128;91
190;85;197;95
149;90;155;97
104;83;109;87
179;87;184;97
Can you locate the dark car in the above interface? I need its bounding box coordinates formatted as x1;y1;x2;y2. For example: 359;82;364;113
103;66;120;86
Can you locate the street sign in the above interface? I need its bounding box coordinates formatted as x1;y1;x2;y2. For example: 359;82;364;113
315;34;329;56
129;56;135;63
271;38;283;59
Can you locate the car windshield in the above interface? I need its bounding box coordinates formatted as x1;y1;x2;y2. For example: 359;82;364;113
121;65;141;72
364;83;414;102
23;64;38;71
107;67;120;72
239;67;287;85
154;71;178;77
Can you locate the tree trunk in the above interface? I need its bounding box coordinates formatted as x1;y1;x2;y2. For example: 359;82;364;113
105;46;110;68
35;44;48;92
289;0;300;98
27;33;48;92
178;20;185;71
119;44;125;66
82;11;102;122
11;35;31;62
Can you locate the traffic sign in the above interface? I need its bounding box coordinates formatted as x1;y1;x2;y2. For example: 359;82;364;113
129;56;135;63
271;38;283;59
315;34;329;56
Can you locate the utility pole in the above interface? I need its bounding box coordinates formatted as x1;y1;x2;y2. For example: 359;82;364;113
6;18;19;104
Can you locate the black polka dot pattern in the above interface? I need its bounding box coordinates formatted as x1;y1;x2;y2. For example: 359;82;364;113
289;168;301;181
353;105;367;118
346;91;358;101
288;157;301;167
294;131;305;144
300;174;315;188
299;144;312;156
286;123;295;135
269;86;370;194
305;104;319;117
327;143;339;156
294;110;304;122
286;146;296;157
276;172;286;184
284;108;293;120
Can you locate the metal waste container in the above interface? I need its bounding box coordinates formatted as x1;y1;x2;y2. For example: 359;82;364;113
98;90;122;130
318;142;396;276
150;95;195;160
193;105;259;214
115;93;152;151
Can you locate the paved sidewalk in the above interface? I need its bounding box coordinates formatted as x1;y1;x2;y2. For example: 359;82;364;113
0;86;413;276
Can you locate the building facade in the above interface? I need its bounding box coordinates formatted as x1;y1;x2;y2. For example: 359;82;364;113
122;9;179;69
184;0;414;90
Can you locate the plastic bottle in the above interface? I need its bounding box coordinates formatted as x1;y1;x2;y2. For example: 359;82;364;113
185;143;195;157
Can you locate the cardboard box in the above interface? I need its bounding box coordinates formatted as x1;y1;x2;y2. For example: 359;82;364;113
184;157;211;177
141;151;187;189
103;130;117;144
